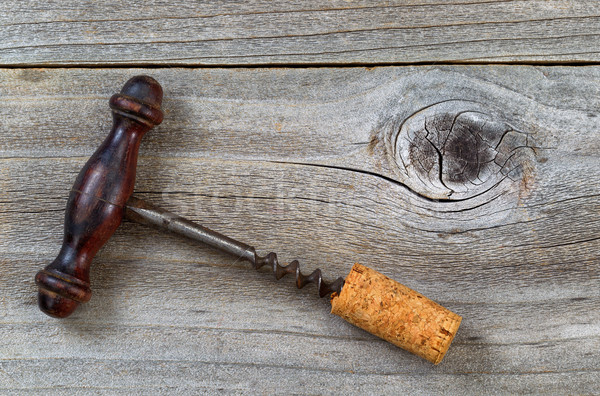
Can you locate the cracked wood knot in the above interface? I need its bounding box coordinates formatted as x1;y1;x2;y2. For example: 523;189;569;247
392;100;536;201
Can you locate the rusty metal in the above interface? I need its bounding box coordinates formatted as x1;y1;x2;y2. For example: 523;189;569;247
125;196;345;297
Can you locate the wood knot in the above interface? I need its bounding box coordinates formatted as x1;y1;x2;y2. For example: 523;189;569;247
391;100;535;200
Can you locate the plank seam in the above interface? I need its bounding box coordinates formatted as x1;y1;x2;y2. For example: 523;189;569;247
2;60;600;69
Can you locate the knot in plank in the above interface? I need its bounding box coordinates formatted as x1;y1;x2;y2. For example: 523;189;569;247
392;100;535;201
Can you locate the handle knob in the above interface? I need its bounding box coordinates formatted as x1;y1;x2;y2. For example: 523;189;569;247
35;76;163;318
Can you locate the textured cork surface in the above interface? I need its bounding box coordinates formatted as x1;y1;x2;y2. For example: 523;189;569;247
331;263;462;364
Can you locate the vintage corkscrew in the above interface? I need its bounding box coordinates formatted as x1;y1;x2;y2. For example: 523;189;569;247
34;76;461;364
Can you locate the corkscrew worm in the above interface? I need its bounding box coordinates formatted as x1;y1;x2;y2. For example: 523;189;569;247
124;196;345;298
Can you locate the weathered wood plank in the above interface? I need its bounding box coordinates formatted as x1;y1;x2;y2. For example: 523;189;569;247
1;67;599;394
1;0;600;66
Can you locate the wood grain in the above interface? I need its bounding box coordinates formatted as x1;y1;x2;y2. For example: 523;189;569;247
1;0;600;66
1;67;599;394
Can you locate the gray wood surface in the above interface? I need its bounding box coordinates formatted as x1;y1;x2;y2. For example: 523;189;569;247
2;0;600;66
1;67;599;394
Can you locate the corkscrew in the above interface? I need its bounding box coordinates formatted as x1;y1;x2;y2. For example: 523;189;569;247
34;76;461;365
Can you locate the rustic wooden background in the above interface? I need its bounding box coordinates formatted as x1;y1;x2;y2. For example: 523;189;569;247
1;1;599;394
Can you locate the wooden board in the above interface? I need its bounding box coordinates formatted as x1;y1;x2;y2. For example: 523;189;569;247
1;67;598;394
1;0;600;66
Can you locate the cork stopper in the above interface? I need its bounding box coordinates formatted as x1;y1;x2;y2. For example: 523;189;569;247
330;263;461;364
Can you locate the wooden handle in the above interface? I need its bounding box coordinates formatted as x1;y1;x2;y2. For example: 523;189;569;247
331;263;461;364
34;76;163;318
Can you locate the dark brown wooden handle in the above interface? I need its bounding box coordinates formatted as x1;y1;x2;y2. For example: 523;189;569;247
34;76;164;318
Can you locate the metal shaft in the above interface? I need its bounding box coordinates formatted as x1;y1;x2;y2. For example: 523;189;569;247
124;196;344;297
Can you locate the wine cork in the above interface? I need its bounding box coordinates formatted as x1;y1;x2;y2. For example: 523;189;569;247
330;263;461;364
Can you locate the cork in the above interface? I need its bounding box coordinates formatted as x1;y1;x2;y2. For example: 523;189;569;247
330;263;461;364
